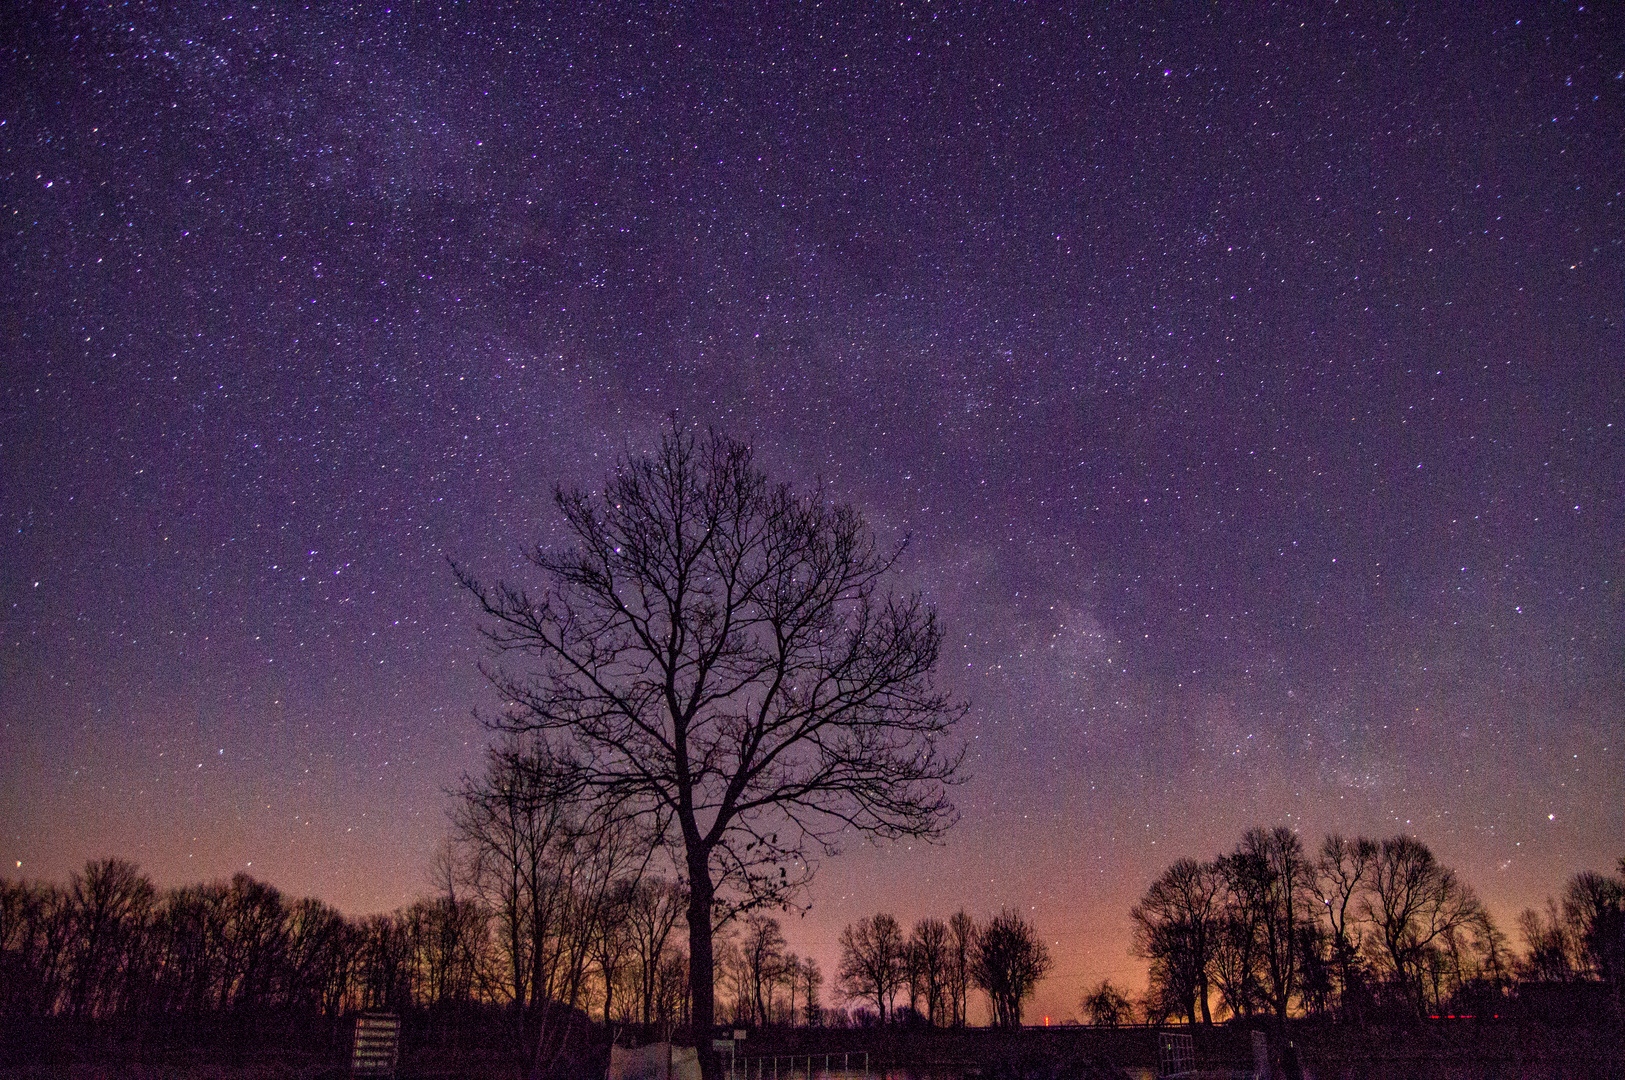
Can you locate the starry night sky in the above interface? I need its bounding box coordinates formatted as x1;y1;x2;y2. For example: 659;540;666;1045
3;3;1621;1021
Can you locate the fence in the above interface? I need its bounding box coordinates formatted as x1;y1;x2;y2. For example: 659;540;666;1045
732;1051;871;1079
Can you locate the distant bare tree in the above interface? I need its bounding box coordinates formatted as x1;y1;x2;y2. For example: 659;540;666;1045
740;914;787;1026
1561;864;1625;996
781;950;801;1025
908;917;950;1025
899;932;924;1021
1137;982;1177;1027
1081;978;1135;1027
544;796;653;1048
588;882;635;1023
653;948;689;1027
453;741;570;1009
139;883;217;1013
65;858;155;1019
353;912;413;1011
624;877;687;1026
946;909;976;1027
1517;900;1579;982
970;909;1052;1029
838;913;905;1023
218;873;290;1013
1210;828;1314;1020
0;878;73;1017
797;956;825;1026
283;896;350;1013
454;733;654;1032
456;426;965;1079
1476;913;1515;996
1208;901;1263;1020
405;894;489;1006
1247;828;1314;1019
1295;918;1335;1018
423;836;493;1004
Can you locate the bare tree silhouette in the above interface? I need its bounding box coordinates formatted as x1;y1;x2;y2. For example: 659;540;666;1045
838;913;905;1024
970;909;1052;1028
455;425;964;1078
1131;858;1223;1025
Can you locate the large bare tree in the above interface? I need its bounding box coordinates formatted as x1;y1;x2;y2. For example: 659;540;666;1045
456;426;964;1077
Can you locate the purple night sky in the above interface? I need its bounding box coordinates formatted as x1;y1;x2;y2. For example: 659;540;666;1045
3;3;1620;1022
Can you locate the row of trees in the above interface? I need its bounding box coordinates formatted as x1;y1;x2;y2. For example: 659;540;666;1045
0;740;793;1036
0;844;691;1032
712;915;823;1027
0;844;877;1037
0;858;492;1021
836;908;1053;1028
448;741;692;1029
1128;827;1625;1025
1513;861;1625;991
0;850;815;1037
0;739;701;1031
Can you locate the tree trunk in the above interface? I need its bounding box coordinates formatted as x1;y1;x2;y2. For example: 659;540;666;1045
687;850;717;1080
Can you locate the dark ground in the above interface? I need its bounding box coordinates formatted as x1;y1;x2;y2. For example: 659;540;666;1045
743;1019;1623;1080
2;1010;1621;1079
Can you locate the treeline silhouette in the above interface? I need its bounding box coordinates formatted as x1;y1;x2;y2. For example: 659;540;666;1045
833;909;1052;1030
0;849;680;1073
709;914;823;1030
0;858;492;1021
1115;827;1625;1027
4;830;1619;1041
